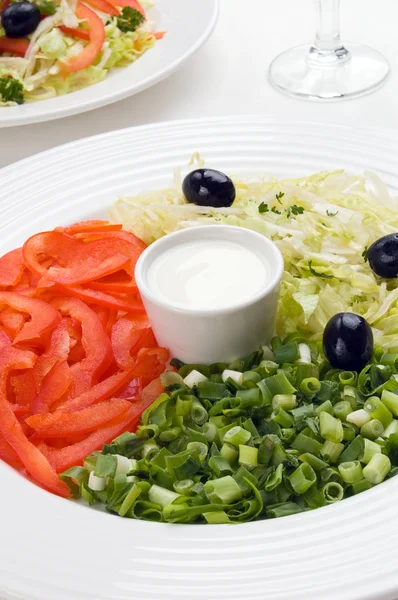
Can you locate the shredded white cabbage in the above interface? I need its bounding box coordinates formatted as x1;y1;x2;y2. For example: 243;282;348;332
110;160;398;349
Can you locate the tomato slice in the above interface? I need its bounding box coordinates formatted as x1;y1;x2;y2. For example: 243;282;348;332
58;26;90;41
0;37;29;56
62;3;105;73
61;284;145;312
84;0;119;15
27;398;131;437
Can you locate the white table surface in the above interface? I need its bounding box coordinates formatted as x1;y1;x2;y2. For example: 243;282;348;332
1;0;398;167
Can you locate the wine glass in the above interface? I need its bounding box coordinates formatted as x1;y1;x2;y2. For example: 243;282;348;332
268;0;390;100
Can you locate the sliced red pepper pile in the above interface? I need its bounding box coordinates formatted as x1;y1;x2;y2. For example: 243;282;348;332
0;220;168;497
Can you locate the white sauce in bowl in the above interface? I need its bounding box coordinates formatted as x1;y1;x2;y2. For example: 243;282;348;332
147;239;269;310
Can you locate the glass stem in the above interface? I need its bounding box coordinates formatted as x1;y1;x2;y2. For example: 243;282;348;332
309;0;349;65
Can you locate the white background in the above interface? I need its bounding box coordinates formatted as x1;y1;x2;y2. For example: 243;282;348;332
1;0;398;167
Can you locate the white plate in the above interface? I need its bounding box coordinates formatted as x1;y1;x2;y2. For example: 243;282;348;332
0;0;218;128
1;117;398;600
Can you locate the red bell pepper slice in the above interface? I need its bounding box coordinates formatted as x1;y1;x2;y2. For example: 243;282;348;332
62;3;105;73
40;407;138;472
107;0;145;15
0;329;11;351
111;314;156;370
27;398;132;437
24;231;129;286
153;31;166;40
10;370;36;407
0;431;23;470
57;365;141;412
118;376;141;399
0;248;24;288
32;319;71;391
30;361;71;415
0;37;29;56
87;273;138;295
0;307;25;339
60;284;145;312
56;220;122;235
0;346;69;497
59;26;90;41
0;292;60;347
52;297;113;398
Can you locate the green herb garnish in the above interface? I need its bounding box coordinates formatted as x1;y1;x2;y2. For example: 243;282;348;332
362;247;369;263
116;6;145;33
0;77;24;105
326;209;339;217
258;202;269;214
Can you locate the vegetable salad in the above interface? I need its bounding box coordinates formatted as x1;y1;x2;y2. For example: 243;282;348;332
0;0;163;105
111;165;398;350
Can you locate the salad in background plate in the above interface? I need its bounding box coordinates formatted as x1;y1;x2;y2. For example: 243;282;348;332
0;0;164;105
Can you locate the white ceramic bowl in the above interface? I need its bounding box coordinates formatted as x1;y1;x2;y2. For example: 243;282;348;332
135;225;284;364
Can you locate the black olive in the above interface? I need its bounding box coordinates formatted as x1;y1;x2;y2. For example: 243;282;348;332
323;312;373;372
1;1;40;39
368;233;398;279
182;169;236;208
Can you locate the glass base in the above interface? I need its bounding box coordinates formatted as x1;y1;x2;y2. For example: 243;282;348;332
268;42;390;101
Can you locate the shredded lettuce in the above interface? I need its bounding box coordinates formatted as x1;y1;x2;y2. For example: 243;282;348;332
110;161;398;349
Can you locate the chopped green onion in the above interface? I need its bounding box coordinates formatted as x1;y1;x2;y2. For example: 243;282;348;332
220;442;239;464
272;394;297;410
94;454;117;478
274;342;299;364
223;426;251;447
300;377;321;396
359;438;382;464
291;433;323;455
148;485;181;507
315;400;333;416
363;454;391;484
221;369;243;385
364;396;393;428
204;511;231;524
238;445;258;468
338;461;363;484
322;482;344;503
338;371;356;386
350;479;373;494
204;476;243;504
187;442;208;462
346;409;371;428
360;419;384;440
299;453;329;471
203;422;217;442
319;411;343;443
241;370;262;387
183;369;208;388
190;398;208;425
271;406;294;427
173;479;194;495
381;389;398;417
333;401;352;421
208;456;233;477
339;435;365;463
321;440;344;463
118;484;142;517
88;472;107;491
383;420;398;438
288;463;316;494
197;381;226;400
266;502;302;518
298;343;312;364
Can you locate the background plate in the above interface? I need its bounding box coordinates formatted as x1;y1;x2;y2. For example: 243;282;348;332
1;117;398;600
0;0;219;128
